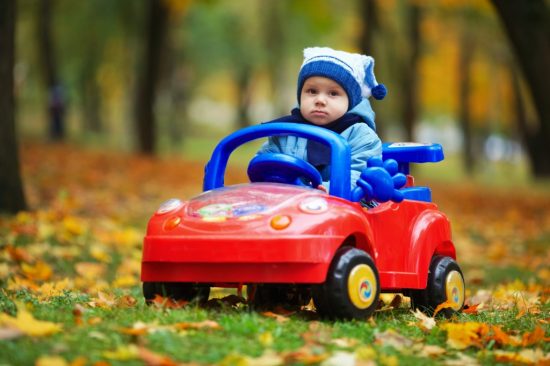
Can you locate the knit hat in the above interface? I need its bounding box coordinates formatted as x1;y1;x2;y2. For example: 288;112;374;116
297;47;387;109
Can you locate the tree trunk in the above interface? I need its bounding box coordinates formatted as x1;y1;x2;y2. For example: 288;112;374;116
402;3;421;142
236;66;253;130
458;28;474;175
491;0;550;177
263;1;287;117
135;0;168;155
358;0;386;138
38;0;65;141
0;0;27;214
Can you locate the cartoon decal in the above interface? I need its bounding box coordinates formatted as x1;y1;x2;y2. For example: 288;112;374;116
196;203;267;220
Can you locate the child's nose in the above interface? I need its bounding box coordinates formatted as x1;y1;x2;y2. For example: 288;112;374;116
315;94;327;105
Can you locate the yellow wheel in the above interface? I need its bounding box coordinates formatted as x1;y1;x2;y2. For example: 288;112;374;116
348;264;377;309
410;256;465;317
445;270;465;311
313;247;380;320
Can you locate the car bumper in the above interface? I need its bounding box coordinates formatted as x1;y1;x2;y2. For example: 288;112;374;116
141;235;343;283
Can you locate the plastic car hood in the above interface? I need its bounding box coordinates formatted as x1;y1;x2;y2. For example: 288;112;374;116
186;183;316;220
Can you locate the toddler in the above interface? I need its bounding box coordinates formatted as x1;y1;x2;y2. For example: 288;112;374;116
258;47;387;191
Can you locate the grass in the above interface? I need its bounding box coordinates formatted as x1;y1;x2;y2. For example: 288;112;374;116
1;287;547;365
1;142;548;365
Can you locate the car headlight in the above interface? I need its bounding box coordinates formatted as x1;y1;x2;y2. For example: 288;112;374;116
156;198;183;215
299;197;328;214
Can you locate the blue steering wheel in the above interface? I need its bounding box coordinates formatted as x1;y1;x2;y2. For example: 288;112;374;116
247;153;322;188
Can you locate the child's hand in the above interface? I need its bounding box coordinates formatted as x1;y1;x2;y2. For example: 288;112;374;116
317;185;327;193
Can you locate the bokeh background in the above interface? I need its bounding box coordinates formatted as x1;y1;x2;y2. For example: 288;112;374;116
7;0;549;190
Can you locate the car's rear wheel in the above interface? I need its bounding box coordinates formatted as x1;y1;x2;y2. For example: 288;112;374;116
143;282;210;305
248;284;311;310
313;247;380;320
409;255;465;317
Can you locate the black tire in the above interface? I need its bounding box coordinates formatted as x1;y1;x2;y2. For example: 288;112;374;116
410;255;465;317
313;247;380;320
143;282;210;305
249;284;311;310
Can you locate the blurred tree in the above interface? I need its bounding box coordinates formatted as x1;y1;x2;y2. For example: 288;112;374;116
401;1;422;142
38;0;66;141
457;24;474;175
358;0;386;138
135;0;169;154
0;0;27;213
262;0;288;117
491;0;550;177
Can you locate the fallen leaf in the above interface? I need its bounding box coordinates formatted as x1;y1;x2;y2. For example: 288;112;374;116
151;294;188;309
418;344;446;358
411;309;436;332
0;327;24;340
320;351;355;366
35;355;69;366
174;320;221;330
522;325;548;347
137;346;180;366
440;322;489;350
494;348;550;365
462;303;481;315
261;311;289;323
0;306;62;336
433;300;454;317
374;329;414;351
21;261;53;281
103;344;139;361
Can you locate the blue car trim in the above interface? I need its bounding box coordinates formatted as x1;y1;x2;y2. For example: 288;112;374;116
203;123;352;200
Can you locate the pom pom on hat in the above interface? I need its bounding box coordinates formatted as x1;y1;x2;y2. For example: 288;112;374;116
297;47;387;108
371;84;387;100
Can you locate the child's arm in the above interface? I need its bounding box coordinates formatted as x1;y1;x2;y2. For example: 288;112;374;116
346;124;383;190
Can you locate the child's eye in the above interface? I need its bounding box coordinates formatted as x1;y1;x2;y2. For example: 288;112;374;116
329;91;341;97
305;88;318;95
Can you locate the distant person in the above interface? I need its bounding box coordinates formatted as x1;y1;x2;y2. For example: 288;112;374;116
49;84;66;141
257;46;387;191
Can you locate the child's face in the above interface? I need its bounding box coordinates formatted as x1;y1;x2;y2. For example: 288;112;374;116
299;76;349;126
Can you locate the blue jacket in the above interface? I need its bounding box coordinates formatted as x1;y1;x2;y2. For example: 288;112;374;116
258;99;382;190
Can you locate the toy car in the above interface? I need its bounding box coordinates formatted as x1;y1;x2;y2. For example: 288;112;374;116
141;123;465;319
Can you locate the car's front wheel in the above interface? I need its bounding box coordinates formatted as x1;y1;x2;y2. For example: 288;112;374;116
409;255;465;317
143;282;210;305
313;247;380;319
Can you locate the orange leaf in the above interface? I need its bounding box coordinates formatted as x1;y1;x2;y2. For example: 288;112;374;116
173;320;221;330
137;346;179;366
522;325;547;347
433;300;454;317
151;295;188;309
261;311;289;323
462;303;480;315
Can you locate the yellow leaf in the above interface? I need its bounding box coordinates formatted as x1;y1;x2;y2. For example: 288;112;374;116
62;216;86;237
111;274;138;288
259;331;273;347
89;244;111;263
0;306;62;336
35;355;69;366
103;344;139;361
21;261;53;281
36;278;71;300
440;322;488;350
75;262;106;280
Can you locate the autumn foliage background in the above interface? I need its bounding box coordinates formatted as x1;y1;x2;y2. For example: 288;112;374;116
1;0;549;365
